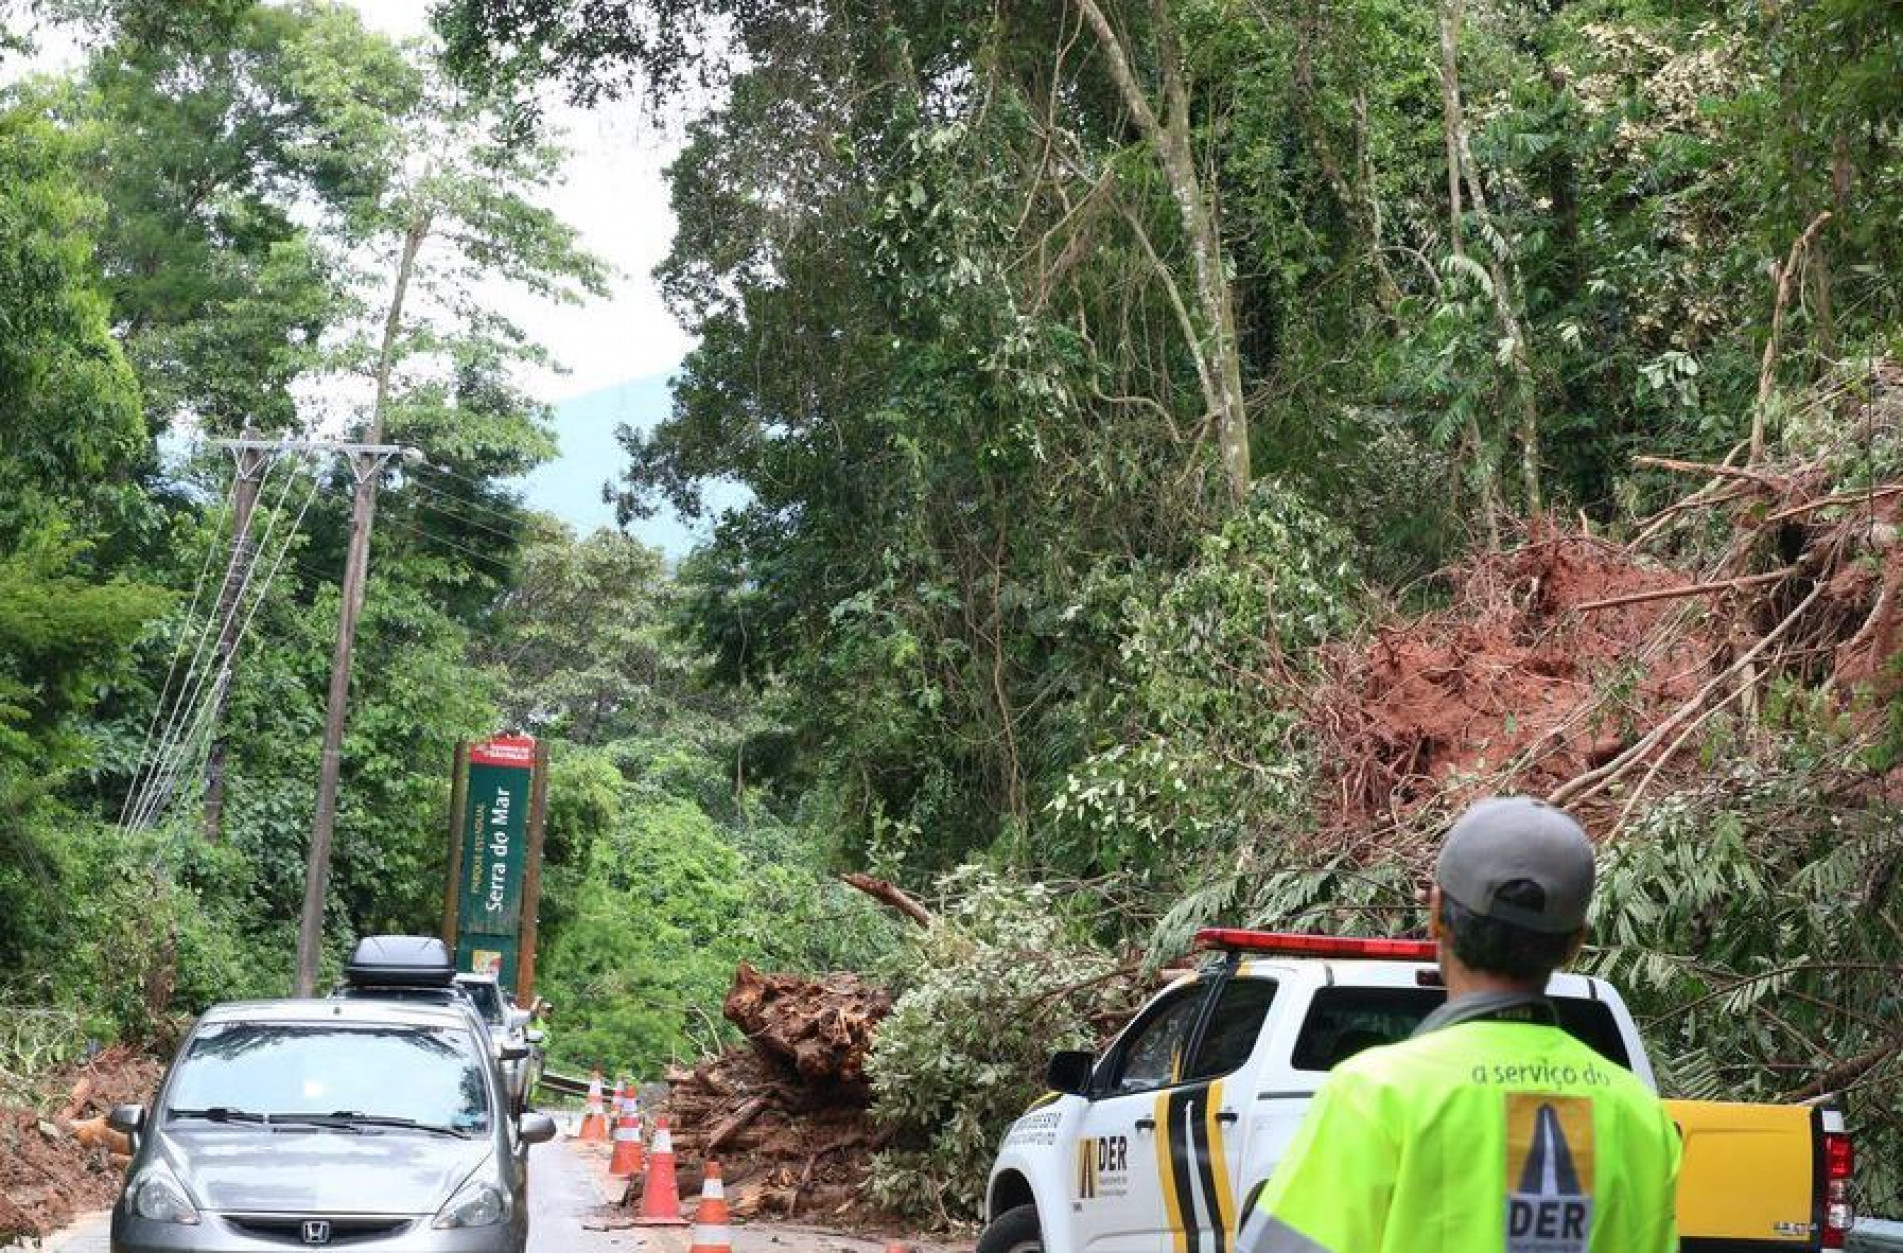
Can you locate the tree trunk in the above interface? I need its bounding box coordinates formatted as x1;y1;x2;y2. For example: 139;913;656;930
1290;11;1400;314
369;201;433;444
1435;0;1499;544
1438;0;1541;513
1078;0;1251;505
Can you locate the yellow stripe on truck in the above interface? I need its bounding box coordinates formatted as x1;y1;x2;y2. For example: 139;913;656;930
1204;1080;1237;1239
1667;1099;1813;1245
1155;1091;1189;1253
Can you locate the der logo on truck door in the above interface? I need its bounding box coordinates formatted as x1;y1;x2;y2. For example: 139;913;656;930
1077;1136;1130;1199
1504;1094;1594;1253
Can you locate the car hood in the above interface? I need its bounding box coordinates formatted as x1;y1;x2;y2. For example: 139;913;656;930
161;1126;491;1216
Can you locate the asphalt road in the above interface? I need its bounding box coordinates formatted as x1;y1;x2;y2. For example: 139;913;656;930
37;1135;626;1253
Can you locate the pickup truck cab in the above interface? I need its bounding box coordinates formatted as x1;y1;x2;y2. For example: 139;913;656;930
984;929;1853;1253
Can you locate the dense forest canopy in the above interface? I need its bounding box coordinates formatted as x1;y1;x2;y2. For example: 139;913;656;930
5;0;1903;1220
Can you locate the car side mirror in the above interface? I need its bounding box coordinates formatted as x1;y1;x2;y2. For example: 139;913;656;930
518;1112;557;1145
1046;1050;1095;1097
107;1103;146;1136
525;1030;545;1045
499;1044;530;1062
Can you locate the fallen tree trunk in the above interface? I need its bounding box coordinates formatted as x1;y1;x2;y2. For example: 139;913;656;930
705;1095;769;1157
838;872;933;928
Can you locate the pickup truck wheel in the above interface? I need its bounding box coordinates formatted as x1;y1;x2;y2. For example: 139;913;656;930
978;1205;1042;1253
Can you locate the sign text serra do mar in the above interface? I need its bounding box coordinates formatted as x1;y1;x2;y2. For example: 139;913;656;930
454;734;537;986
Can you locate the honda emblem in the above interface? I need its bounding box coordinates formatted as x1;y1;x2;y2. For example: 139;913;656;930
302;1219;331;1245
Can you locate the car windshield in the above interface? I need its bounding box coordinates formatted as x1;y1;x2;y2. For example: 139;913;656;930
457;980;505;1026
165;1023;490;1132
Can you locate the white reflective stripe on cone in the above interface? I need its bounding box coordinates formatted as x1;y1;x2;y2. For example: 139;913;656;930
653;1129;674;1153
692;1229;734;1247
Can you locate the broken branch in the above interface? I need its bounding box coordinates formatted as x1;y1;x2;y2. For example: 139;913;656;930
1632;455;1783;488
1574;567;1797;614
837;872;934;928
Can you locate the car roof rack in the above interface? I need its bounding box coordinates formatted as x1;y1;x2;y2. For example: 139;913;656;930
343;935;456;988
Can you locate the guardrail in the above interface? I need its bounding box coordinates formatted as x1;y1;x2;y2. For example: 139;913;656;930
536;1069;590;1099
1852;1219;1903;1250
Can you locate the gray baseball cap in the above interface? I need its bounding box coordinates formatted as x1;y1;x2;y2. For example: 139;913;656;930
1436;796;1595;934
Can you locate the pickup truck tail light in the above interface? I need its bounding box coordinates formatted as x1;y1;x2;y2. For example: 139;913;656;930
1821;1130;1854;1248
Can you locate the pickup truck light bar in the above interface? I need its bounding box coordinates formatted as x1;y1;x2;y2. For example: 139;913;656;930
1195;928;1439;961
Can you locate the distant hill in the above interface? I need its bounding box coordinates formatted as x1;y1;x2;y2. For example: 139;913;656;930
520;374;740;559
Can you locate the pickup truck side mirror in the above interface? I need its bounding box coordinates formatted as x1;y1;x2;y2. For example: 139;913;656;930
1046;1050;1095;1097
518;1112;558;1145
107;1103;146;1136
525;1029;546;1045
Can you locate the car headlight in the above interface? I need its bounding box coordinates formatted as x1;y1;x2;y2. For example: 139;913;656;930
129;1160;201;1225
433;1173;509;1229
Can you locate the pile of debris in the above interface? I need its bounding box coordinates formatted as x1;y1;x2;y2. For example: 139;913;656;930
645;964;894;1223
1312;358;1903;847
1;1046;164;1241
1316;532;1713;840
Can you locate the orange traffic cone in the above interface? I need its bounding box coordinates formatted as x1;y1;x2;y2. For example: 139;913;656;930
579;1069;608;1142
608;1107;646;1178
634;1115;689;1225
689;1161;734;1253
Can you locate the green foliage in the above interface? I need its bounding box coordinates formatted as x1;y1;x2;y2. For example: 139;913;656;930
50;0;416;435
867;869;1126;1223
534;744;901;1076
0;97;144;538
1045;487;1359;881
1589;757;1903;1213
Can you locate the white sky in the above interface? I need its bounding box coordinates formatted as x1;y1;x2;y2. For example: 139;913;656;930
350;1;689;402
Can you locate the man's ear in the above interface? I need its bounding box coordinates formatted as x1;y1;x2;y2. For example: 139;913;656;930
1562;927;1587;966
1427;885;1445;940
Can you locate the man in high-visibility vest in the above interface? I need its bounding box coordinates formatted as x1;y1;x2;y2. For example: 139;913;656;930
1239;796;1681;1253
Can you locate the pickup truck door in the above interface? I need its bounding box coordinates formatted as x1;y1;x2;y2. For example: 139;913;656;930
1159;975;1279;1253
1071;981;1212;1253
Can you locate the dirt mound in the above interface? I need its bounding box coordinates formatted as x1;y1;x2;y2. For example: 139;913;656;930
641;967;893;1224
1;1046;164;1241
1317;533;1710;834
1316;364;1903;842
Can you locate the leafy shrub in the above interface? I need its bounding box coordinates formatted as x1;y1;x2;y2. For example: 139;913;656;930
1046;485;1359;881
866;869;1130;1224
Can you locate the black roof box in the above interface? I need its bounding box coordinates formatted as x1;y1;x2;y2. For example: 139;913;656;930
344;935;454;988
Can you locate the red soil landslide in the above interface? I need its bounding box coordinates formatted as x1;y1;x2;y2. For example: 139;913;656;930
1;1045;164;1241
1317;532;1712;833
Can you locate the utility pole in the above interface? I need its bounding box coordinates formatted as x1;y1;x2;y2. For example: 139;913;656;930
292;447;404;997
201;438;269;843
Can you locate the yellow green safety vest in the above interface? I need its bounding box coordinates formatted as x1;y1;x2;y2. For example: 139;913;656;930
1241;1019;1682;1253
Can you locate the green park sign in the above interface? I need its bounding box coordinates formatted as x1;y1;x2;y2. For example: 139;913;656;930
445;735;546;993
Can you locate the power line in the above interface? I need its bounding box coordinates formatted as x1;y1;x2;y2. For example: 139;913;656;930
136;471;326;832
117;476;238;829
128;457;303;828
122;457;292;829
379;515;524;583
128;468;324;832
403;478;533;546
407;464;544;531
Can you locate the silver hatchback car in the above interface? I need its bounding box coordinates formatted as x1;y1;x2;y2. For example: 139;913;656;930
107;997;556;1252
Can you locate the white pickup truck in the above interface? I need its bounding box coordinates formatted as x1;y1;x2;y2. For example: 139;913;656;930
982;929;1854;1253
